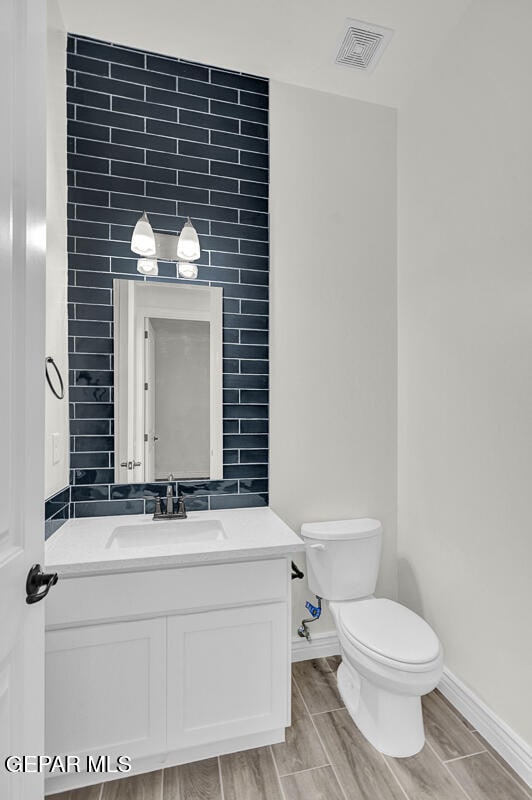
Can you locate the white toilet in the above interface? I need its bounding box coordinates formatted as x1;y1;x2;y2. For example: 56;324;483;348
301;518;443;758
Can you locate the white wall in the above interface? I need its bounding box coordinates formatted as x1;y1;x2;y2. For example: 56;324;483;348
270;81;397;637
398;0;532;745
56;0;471;110
45;0;69;499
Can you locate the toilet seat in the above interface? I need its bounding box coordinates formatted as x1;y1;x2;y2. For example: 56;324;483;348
334;598;441;670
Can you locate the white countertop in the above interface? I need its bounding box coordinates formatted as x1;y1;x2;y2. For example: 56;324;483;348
45;507;305;577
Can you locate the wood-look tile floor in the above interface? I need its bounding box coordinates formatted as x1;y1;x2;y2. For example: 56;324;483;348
48;657;531;800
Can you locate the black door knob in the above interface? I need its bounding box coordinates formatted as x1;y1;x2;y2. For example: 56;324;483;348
26;564;58;604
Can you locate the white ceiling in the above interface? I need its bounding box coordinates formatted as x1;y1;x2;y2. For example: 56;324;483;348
57;0;472;108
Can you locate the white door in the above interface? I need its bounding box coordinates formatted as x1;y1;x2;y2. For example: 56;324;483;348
144;318;156;481
0;1;48;799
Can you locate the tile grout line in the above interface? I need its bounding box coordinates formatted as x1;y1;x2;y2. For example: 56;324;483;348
278;762;335;779
426;740;474;800
269;675;330;776
310;706;346;717
268;745;288;800
442;749;487;764
217;755;226;800
292;673;349;800
379;754;411;800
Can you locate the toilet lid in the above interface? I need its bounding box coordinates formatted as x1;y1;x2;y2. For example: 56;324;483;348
337;598;441;665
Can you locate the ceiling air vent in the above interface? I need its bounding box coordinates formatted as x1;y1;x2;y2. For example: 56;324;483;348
335;19;393;73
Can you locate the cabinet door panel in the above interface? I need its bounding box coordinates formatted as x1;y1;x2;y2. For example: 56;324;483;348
167;603;288;747
45;618;165;760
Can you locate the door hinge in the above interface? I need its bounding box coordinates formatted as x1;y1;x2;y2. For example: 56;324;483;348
144;382;148;390
144;330;148;339
144;433;148;442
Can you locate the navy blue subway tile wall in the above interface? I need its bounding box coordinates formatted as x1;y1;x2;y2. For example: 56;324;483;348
66;34;269;519
45;487;70;540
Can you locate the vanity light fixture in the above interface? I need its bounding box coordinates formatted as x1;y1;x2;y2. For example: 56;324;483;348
137;258;159;276
176;217;201;261
177;261;198;280
131;211;156;257
131;212;201;279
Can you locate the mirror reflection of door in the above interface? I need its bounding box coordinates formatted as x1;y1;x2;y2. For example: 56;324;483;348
144;318;156;480
146;318;211;481
114;280;223;485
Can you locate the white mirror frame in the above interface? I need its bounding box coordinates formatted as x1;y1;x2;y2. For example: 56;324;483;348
114;279;223;484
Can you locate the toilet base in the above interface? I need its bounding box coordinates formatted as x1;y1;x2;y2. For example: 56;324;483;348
337;662;425;758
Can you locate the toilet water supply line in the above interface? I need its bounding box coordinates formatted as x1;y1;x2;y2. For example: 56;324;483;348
291;559;322;640
291;560;322;639
297;596;322;641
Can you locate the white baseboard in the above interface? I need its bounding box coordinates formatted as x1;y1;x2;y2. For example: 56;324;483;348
291;631;340;662
439;667;532;788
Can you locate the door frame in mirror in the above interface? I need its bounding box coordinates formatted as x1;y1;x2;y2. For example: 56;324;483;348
114;279;223;484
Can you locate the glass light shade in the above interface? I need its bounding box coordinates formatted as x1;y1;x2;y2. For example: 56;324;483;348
137;258;158;276
176;217;200;261
178;261;198;280
131;212;156;256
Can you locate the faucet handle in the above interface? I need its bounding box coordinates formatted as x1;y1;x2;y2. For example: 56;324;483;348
177;495;187;517
144;496;163;516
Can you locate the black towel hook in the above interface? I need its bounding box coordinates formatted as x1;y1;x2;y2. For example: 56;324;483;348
45;356;65;400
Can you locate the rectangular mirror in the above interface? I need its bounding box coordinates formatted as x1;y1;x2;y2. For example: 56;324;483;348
114;279;223;484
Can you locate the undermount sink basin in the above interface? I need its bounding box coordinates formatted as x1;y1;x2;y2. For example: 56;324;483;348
106;518;226;550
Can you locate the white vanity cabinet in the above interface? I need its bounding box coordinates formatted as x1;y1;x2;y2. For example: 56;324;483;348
166;602;288;749
44;556;292;794
46;617;166;762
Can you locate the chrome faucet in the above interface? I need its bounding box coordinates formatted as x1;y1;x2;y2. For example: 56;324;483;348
166;484;174;515
149;486;187;520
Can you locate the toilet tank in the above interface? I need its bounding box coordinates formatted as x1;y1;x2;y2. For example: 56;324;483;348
301;518;382;601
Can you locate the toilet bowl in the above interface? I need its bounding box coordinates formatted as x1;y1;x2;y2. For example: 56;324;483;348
301;519;443;758
331;597;443;756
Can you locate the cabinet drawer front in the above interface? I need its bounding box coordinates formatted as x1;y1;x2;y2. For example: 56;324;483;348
167;602;289;748
45;618;165;761
46;558;287;627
